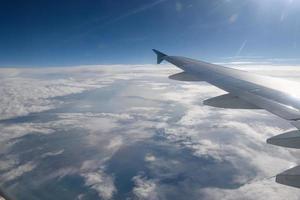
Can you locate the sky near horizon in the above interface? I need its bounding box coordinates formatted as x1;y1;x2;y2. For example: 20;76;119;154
1;0;300;67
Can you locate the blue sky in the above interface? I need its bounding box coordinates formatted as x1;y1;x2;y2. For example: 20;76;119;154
1;0;300;66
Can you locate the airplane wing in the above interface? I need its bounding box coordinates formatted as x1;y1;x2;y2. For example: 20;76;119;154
153;49;300;188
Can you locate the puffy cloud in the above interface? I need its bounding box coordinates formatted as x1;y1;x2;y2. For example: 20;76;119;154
82;171;116;200
132;175;158;200
1;64;300;199
145;154;156;162
0;71;103;120
106;137;123;151
148;70;300;198
200;179;300;200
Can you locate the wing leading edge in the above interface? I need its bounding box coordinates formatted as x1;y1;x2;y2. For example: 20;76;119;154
153;49;300;188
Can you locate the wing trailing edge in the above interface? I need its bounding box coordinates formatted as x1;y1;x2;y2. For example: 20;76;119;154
168;72;204;82
276;165;300;188
203;93;260;109
267;130;300;149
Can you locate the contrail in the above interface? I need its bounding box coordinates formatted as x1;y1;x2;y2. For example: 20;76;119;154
235;40;247;57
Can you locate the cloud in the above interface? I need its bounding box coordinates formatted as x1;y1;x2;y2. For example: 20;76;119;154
1;162;36;182
0;159;17;172
41;149;64;158
0;69;106;120
145;154;156;162
0;122;54;151
0;65;177;121
200;179;300;200
132;175;158;200
58;113;119;133
235;40;247;57
106;137;123;151
151;73;300;198
1;64;300;199
81;169;116;200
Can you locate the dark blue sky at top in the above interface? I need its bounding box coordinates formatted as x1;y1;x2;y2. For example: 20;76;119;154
1;0;300;67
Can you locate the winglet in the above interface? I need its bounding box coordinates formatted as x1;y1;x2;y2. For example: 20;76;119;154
152;49;167;64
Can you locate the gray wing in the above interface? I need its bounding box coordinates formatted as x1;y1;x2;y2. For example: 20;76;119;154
153;49;300;188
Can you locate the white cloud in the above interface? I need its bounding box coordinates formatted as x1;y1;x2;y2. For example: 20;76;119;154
0;65;175;121
0;73;103;120
0;123;54;151
1;64;300;199
153;75;300;198
81;170;116;200
0;157;18;171
106;137;123;151
200;179;300;200
1;161;36;182
132;175;158;200
41;149;64;158
145;154;156;162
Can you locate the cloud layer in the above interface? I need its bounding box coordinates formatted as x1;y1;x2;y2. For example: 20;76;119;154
1;64;300;199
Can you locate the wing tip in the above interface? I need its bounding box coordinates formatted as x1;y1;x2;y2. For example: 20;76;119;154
152;49;167;64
